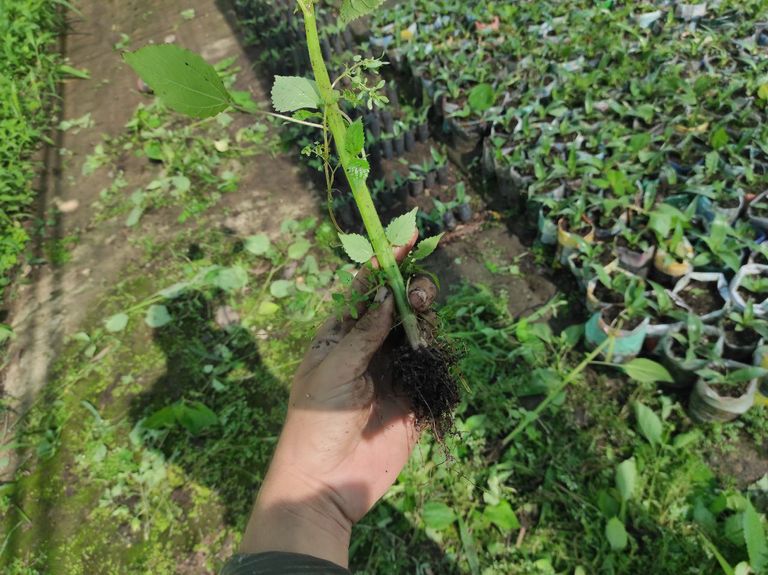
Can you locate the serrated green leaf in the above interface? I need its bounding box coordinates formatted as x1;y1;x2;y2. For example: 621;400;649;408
124;44;231;118
385;208;418;246
245;234;271;256
635;402;663;446
345;118;365;156
339;0;387;24
104;313;129;333
621;358;673;383
288;238;311;260
743;499;768;572
144;304;172;328
411;233;444;261
271;76;320;113
606;517;628;551
339;233;374;264
347;157;370;181
615;458;637;503
423;501;456;530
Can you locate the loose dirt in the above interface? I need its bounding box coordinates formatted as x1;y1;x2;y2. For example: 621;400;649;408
1;0;317;476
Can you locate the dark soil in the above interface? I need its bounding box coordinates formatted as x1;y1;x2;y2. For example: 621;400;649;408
709;380;751;398
717;196;741;209
593;283;624;306
393;341;460;439
603;306;644;330
723;320;759;348
680;281;723;315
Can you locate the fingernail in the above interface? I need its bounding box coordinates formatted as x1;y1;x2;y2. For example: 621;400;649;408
375;287;389;302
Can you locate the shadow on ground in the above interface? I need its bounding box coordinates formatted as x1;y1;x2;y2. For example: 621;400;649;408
129;289;458;572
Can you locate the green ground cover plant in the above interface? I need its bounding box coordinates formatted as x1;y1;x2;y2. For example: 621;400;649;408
0;0;66;286
2;1;768;574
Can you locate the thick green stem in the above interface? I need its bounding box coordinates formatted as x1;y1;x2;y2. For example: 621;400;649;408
299;2;422;349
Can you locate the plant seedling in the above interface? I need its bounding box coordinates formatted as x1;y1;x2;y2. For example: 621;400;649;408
123;0;458;429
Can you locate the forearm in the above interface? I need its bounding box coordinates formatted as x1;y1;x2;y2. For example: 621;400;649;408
240;463;352;568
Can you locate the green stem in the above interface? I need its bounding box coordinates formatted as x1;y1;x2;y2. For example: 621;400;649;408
298;2;422;349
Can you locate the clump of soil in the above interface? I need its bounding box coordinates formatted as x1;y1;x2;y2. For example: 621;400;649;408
681;281;723;315
393;341;460;438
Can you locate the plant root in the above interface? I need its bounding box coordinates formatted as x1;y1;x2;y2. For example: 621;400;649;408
393;341;460;439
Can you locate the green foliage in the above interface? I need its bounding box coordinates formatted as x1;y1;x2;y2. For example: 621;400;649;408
0;0;63;282
605;516;628;551
410;233;444;261
344;117;365;156
634;402;664;446
385;208;418;247
339;0;387;25
743;500;767;572
621;358;673;384
467;83;496;113
124;44;232;118
338;233;374;263
144;400;219;435
270;75;320;113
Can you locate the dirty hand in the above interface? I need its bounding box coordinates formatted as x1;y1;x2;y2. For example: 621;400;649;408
241;236;437;567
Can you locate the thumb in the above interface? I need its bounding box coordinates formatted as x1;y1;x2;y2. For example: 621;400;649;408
322;287;395;381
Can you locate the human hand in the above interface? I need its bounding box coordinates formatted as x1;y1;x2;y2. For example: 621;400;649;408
241;235;437;566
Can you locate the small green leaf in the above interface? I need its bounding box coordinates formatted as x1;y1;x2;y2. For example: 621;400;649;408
124;44;232;118
468;83;496;113
635;402;663;446
347;157;370;181
411;233;444;261
271;76;320;113
288;238;311;260
345;118;365;156
484;500;520;531
104;313;129;333
339;233;374;264
743;499;768;572
615;458;637;503
212;266;248;292
270;280;293;299
621;358;673;383
759;84;768;100
178;401;218;435
339;0;387;24
59;64;90;79
125;205;144;227
385;208;418;246
180;8;195;20
145;304;172;328
245;234;271;256
605;517;628;551
710;126;729;150
423;502;456;530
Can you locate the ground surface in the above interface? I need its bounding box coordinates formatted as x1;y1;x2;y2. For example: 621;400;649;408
2;1;766;574
2;0;317;438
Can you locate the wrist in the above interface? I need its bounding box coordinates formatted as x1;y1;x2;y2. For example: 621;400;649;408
240;464;353;568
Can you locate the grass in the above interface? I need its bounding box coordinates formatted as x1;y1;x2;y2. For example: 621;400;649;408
0;0;64;285
2;222;765;573
2;4;767;572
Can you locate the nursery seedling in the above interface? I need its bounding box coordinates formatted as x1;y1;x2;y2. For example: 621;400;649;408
123;0;457;428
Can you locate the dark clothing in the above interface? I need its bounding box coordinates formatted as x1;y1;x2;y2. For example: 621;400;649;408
221;552;351;575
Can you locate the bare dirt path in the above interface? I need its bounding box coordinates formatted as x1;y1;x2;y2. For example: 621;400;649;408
1;0;317;470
